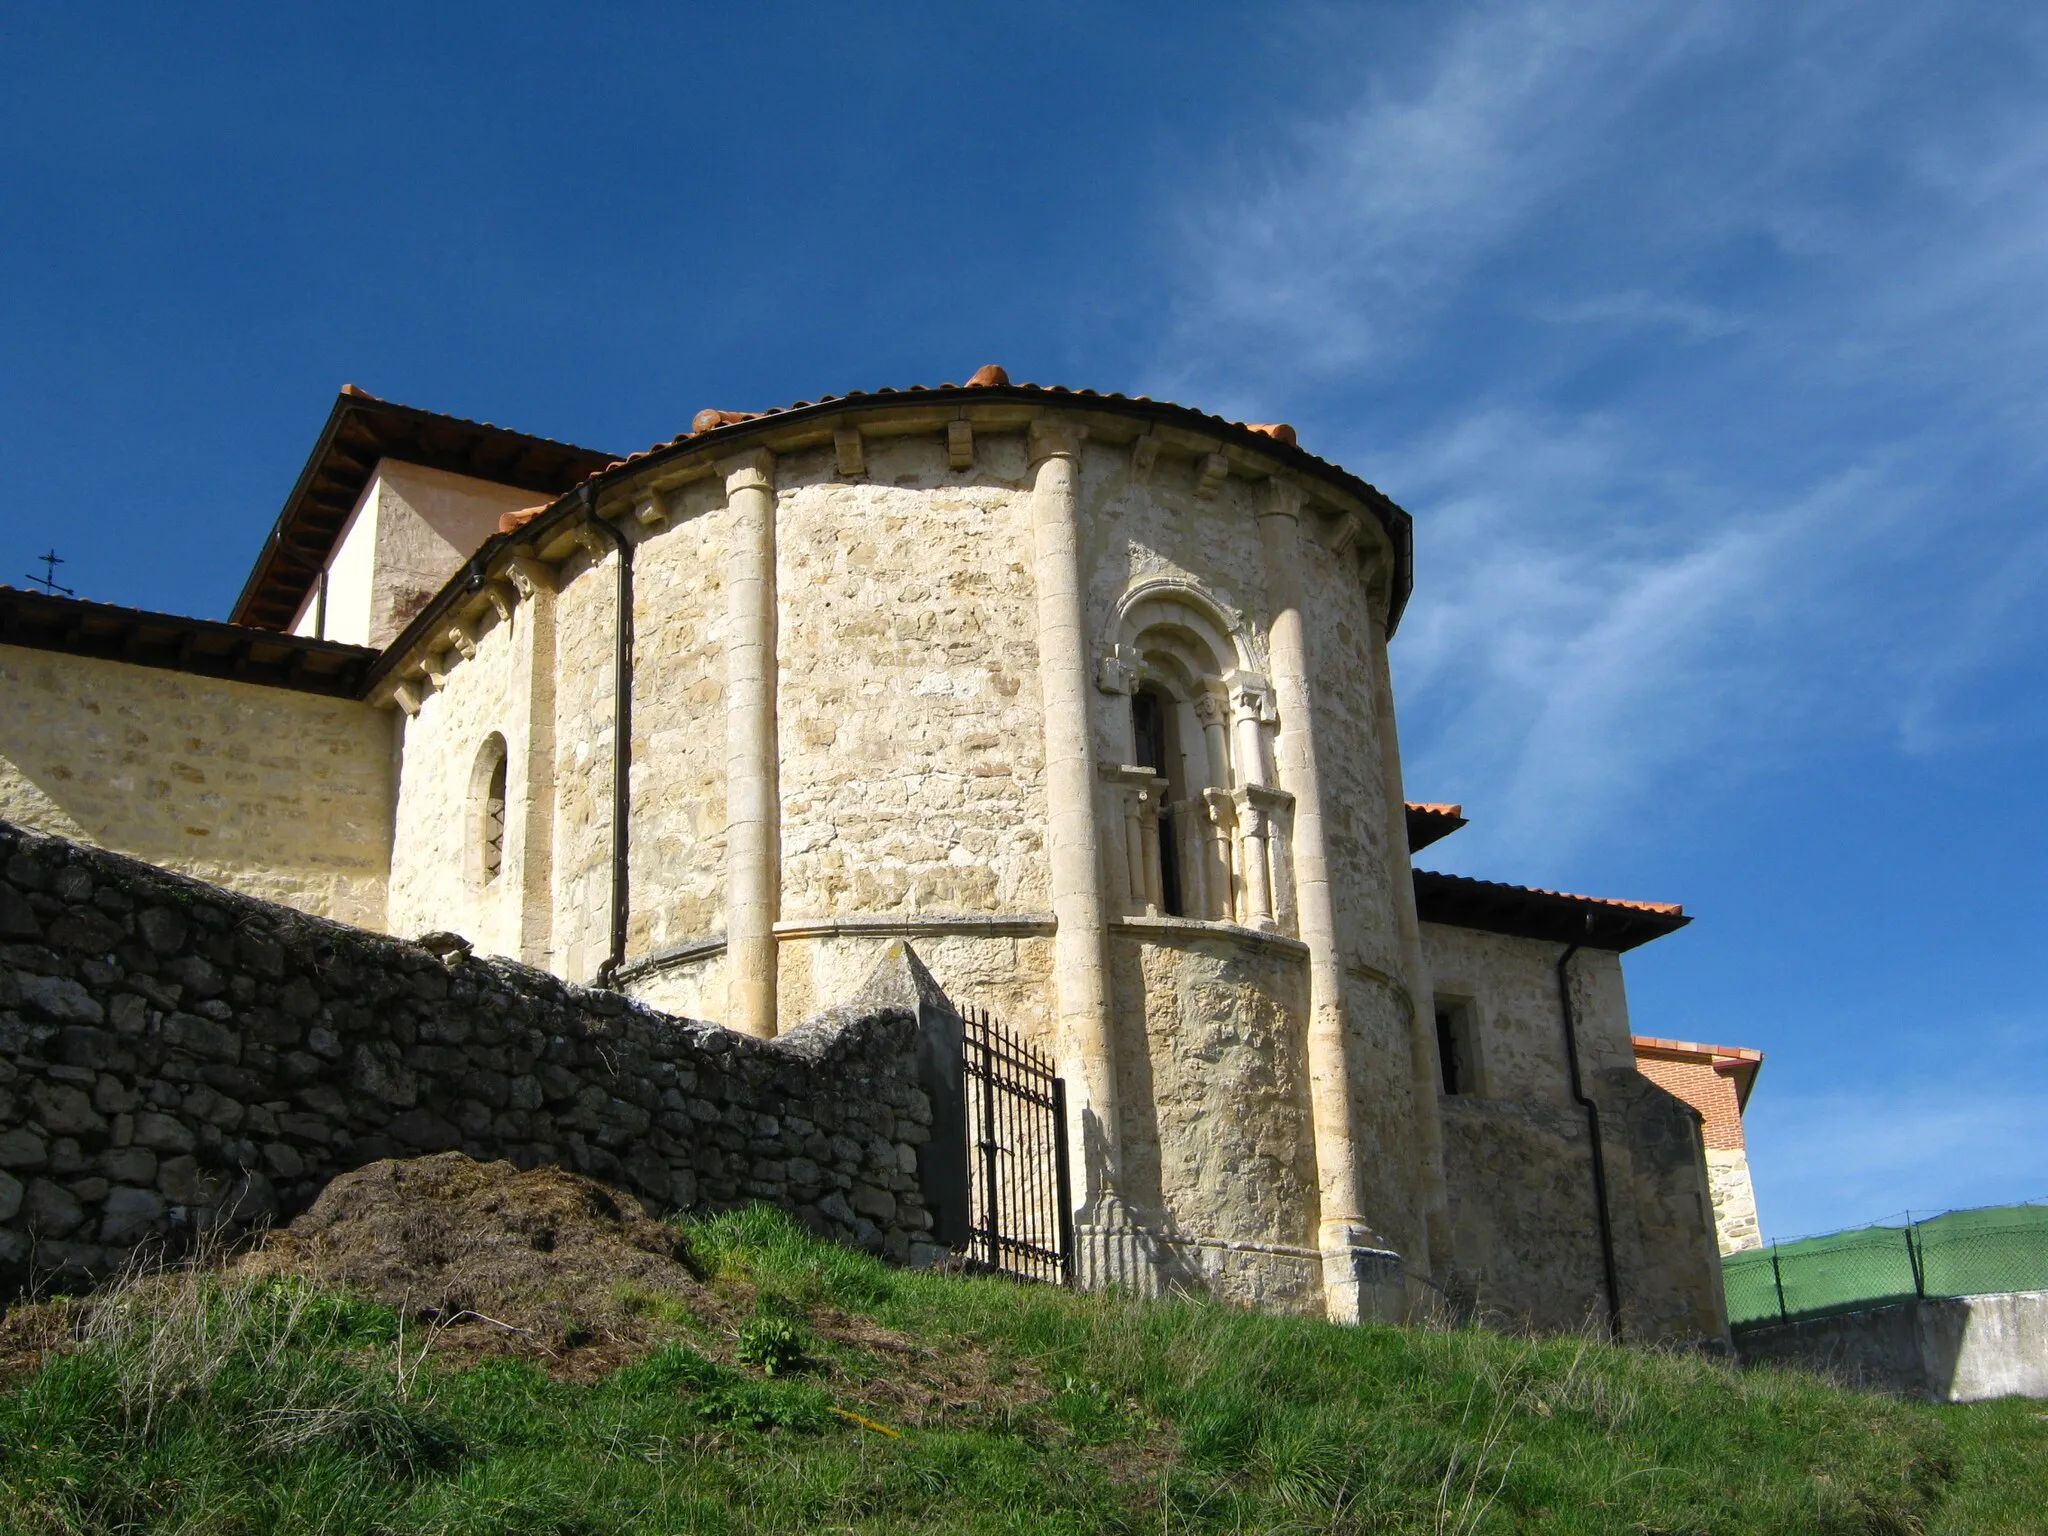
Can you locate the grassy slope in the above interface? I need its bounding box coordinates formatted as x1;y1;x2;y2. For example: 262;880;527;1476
0;1208;2041;1535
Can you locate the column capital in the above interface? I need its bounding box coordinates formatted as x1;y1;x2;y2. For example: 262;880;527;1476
1028;416;1088;465
1225;669;1276;723
718;446;777;494
1096;644;1141;695
1261;474;1306;523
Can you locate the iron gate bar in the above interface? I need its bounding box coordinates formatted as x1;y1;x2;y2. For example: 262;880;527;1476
962;1005;1072;1283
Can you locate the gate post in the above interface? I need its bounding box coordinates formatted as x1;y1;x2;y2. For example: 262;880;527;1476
849;942;970;1252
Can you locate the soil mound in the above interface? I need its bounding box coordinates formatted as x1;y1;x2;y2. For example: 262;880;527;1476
243;1153;723;1371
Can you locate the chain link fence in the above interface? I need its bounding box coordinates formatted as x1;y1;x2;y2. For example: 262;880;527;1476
1724;1201;2048;1329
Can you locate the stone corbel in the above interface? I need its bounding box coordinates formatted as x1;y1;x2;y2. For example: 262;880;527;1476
573;522;612;561
1327;510;1363;558
947;419;975;470
445;621;478;662
1196;452;1229;500
633;489;671;527
834;427;866;478
391;679;424;718
1130;432;1159;483
483;580;516;624
1096;644;1141;695
421;651;452;688
506;552;557;599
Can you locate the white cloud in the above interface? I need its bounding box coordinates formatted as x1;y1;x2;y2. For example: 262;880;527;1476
1148;0;2048;868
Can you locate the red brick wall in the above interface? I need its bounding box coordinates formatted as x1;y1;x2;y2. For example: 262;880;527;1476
1634;1052;1746;1151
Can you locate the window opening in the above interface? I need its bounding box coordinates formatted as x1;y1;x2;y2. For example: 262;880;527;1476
481;747;507;885
1131;686;1185;916
1436;1003;1474;1095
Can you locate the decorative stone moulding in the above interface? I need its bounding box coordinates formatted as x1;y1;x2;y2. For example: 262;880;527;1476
359;395;1400;718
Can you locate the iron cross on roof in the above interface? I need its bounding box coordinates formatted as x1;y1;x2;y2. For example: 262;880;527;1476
24;549;74;597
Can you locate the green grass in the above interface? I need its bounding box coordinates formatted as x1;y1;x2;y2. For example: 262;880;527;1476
0;1207;2041;1534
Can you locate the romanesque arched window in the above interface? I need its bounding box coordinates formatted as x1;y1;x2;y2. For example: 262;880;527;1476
473;733;509;887
1098;581;1294;932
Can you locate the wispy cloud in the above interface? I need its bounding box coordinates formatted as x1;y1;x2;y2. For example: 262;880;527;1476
1149;0;2048;870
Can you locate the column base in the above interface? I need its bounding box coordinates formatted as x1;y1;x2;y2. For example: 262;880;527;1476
1321;1242;1408;1325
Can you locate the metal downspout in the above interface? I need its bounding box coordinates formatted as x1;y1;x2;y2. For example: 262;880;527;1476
581;489;634;987
1557;929;1622;1339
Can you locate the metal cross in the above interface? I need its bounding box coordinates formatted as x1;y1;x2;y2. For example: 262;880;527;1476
24;549;73;597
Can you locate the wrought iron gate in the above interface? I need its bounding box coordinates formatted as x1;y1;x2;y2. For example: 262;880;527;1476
962;1006;1074;1283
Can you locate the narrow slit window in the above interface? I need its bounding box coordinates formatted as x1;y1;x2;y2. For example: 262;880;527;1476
1436;1003;1474;1096
476;736;509;886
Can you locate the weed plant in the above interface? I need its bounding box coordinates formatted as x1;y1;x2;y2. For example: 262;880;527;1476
0;1206;2039;1534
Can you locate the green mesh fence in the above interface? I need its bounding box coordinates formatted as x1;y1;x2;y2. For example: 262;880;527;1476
1725;1201;2048;1329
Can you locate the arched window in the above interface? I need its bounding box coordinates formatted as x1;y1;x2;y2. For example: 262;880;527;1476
473;734;509;887
1102;579;1293;932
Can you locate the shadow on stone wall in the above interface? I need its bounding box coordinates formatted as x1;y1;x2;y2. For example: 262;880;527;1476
0;819;961;1292
1439;1070;1729;1346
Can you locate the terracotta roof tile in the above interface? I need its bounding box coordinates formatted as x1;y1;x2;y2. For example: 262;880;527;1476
1413;868;1689;952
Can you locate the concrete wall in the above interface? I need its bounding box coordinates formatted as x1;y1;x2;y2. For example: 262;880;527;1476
1737;1291;2048;1402
293;462;538;649
0;819;949;1290
0;646;393;930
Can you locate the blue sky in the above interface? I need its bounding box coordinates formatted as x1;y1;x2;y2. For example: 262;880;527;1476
3;3;2043;1239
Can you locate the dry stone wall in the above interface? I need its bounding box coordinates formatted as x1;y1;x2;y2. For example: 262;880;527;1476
0;818;950;1290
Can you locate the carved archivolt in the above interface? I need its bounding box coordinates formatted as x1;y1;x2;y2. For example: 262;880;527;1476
1095;576;1293;933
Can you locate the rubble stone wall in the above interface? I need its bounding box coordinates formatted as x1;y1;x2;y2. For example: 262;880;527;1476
0;818;944;1289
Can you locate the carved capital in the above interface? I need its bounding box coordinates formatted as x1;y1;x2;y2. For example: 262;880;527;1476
1028;416;1087;464
1096;644;1141;695
1263;474;1306;522
1226;669;1276;723
718;446;776;494
1191;692;1224;726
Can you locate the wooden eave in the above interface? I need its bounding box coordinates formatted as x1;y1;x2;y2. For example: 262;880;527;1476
0;586;378;699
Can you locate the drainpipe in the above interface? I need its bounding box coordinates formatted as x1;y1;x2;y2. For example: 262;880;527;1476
1557;928;1622;1339
580;489;635;987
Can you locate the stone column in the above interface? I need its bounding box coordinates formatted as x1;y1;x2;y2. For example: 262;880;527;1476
1259;474;1400;1324
1027;418;1121;1224
508;553;559;970
721;448;781;1040
1371;597;1452;1278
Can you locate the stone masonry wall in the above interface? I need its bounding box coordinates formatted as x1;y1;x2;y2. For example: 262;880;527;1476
0;645;395;931
0;818;944;1290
